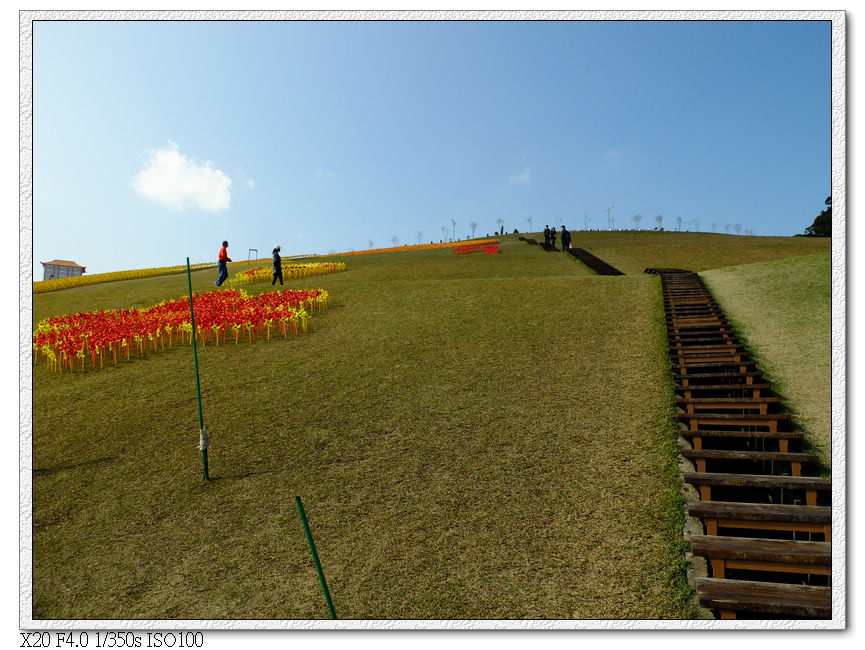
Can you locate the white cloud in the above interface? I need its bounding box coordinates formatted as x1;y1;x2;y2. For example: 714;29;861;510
132;142;232;211
246;178;255;189
509;168;531;184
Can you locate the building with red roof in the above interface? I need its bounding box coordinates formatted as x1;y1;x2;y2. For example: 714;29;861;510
41;260;86;281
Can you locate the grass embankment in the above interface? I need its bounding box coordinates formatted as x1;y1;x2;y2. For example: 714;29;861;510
701;253;832;469
535;230;830;276
32;237;695;619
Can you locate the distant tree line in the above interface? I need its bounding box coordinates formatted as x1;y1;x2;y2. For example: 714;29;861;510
798;196;831;237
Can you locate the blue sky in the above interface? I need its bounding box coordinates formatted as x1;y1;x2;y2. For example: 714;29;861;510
31;18;831;275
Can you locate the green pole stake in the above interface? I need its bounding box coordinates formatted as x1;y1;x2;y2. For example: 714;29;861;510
186;257;209;481
295;496;337;619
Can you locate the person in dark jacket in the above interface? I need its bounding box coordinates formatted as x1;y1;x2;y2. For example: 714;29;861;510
272;245;283;286
560;226;571;252
543;225;550;247
550;227;557;249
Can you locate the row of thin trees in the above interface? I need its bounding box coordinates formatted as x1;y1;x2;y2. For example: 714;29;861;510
351;215;754;253
376;214;753;248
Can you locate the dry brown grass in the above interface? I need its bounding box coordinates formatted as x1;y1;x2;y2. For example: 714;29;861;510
32;238;694;619
701;253;831;467
547;230;830;275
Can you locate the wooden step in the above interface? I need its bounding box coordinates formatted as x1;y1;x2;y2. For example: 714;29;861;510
677;397;781;412
676;383;771;393
667;319;730;327
666;308;723;314
667;322;731;330
689;535;830;578
695;578;831;619
680;429;802;440
670;359;757;368
671;349;747;358
670;342;745;351
681;449;819;475
677;398;781;416
677;412;792;432
673;371;764;382
671;351;749;362
687;501;831;539
683;472;831;504
664;299;718;306
666;307;722;313
683;472;831;490
678;385;772;399
679;429;802;453
669;337;739;346
678;398;780;404
668;329;737;338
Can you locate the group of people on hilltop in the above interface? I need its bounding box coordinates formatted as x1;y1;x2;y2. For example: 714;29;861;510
543;225;571;252
214;241;284;288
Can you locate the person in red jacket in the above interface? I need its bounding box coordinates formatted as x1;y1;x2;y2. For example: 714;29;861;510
216;240;231;286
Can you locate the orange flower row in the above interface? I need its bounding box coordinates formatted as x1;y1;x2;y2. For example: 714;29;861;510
319;239;501;258
454;245;499;254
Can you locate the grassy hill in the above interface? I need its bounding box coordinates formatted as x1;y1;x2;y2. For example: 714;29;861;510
562;230;829;275
702;252;832;468
29;232;831;620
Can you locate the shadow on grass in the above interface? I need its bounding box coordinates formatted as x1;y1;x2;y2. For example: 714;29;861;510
208;469;282;481
33;456;117;477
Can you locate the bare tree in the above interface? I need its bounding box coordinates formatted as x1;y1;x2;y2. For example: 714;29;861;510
391;235;400;247
451;218;457;241
694;219;700;232
734;223;742;235
527;215;534;232
555;214;563;228
711;222;717;233
414;229;424;245
496;218;504;234
605;206;614;231
441;225;448;241
724;224;731;234
469;221;478;238
631;213;642;229
675;216;682;231
584;214;591;230
655;214;663;229
368;239;375;249
744;229;754;236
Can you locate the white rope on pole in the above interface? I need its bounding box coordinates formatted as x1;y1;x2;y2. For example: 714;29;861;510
199;427;210;451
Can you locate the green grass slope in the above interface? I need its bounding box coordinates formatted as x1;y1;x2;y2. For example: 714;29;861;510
701;253;832;467
526;230;830;276
32;238;697;619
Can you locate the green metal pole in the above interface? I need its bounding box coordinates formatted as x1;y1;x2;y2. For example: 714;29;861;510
295;496;337;619
186;258;209;481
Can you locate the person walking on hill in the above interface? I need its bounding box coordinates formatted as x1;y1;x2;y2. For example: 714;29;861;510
550;226;557;249
272;245;283;286
216;240;231;286
560;226;571;252
543;225;551;247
